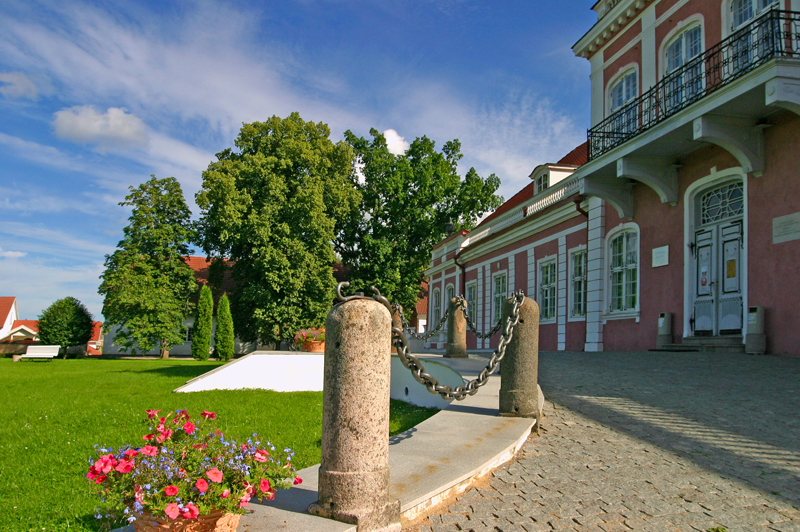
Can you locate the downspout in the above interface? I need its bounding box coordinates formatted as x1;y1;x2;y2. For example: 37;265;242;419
573;194;589;217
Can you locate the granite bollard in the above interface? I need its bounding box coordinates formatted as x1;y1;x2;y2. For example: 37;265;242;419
444;298;467;358
499;296;542;430
308;298;401;532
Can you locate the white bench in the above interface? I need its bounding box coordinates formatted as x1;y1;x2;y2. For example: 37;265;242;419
17;345;61;361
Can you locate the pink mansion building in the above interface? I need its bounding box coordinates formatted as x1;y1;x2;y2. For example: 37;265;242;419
425;0;800;356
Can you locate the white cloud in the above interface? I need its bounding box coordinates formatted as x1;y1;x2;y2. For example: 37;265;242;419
53;105;149;151
0;71;40;99
383;129;410;155
0;247;26;259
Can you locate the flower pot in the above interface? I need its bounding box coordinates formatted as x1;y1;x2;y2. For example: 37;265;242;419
301;340;325;352
133;510;241;532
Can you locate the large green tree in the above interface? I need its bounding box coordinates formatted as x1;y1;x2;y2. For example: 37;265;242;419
337;129;503;310
195;113;359;346
37;297;94;357
99;176;197;358
192;284;213;360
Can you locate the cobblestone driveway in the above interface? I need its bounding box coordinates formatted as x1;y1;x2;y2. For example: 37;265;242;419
405;351;800;532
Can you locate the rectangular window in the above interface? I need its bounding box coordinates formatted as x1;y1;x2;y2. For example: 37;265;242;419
185;327;193;342
432;290;441;325
492;273;507;325
466;283;477;325
539;261;557;321
609;231;638;312
536;173;549;194
570;251;587;317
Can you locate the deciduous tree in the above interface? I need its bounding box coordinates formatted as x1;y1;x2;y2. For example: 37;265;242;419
99;176;197;358
337;129;502;310
37;297;94;357
195;113;359;346
192;284;213;360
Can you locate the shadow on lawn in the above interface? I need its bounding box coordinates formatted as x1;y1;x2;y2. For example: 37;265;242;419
121;364;222;380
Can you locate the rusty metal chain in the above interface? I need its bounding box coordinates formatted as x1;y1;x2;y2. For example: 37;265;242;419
453;297;503;339
391;303;447;340
336;282;525;402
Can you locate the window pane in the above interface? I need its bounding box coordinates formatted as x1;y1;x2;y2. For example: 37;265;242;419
667;38;683;72
686;26;702;59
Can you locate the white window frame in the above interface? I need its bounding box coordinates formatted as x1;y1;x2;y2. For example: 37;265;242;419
536;173;549;194
568;246;588;321
431;288;441;325
604;223;641;319
661;19;705;111
537;256;558;324
606;65;639;114
491;271;508;326
465;281;477;325
185;327;193;343
445;283;455;323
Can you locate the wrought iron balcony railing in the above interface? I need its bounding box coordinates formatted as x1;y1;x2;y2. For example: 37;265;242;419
588;10;800;161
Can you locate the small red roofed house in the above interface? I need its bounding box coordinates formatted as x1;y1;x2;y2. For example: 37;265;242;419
0;297;19;341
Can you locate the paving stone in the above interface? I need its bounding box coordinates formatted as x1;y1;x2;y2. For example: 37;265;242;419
403;352;800;532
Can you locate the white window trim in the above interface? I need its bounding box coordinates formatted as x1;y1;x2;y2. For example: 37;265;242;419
431;288;441;325
602;222;641;322
722;0;780;38
536;255;558;324
605;63;640;118
465;281;478;325
659;15;705;79
491;270;508;326
568;245;588;323
444;283;455;324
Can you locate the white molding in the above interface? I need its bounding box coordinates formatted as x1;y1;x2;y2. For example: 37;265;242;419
682;166;748;339
692;116;765;176
557;237;568;350
585;197;606;351
526;248;536;307
640;5;657;91
477;267;484;349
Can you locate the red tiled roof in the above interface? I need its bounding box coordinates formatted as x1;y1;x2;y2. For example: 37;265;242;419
11;320;38;333
183;256;237;294
557;142;588;167
90;321;102;342
416;281;429;315
0;297;16;326
475;183;533;230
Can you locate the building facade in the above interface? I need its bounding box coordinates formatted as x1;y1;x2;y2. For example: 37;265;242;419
426;0;800;356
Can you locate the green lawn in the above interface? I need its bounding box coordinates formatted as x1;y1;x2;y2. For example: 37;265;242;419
0;358;437;532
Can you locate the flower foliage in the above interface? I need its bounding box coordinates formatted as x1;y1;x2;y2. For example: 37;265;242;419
292;327;325;348
86;409;302;525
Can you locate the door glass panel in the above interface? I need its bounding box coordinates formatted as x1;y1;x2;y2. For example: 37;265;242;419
700;183;744;224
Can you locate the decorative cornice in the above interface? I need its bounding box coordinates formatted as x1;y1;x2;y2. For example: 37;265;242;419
573;0;653;59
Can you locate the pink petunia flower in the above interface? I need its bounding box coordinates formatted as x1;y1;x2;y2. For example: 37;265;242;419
201;410;216;420
195;478;209;492
182;503;200;519
156;429;173;443
124;449;139;458
259;478;271;493
141;445;158;456
164;503;180;520
86;468;99;480
254;449;269;462
206;467;223;483
94;474;106;484
134;484;144;503
238;494;251;508
221;490;231;499
294;477;303;485
94;454;117;474
145;409;160;419
142;433;154;441
243;481;255;495
114;459;134;474
183;421;195;434
164;485;179;496
263;489;275;501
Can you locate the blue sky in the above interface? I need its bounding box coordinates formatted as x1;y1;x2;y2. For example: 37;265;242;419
0;0;596;320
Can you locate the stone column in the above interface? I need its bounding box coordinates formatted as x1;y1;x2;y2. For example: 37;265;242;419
308;298;401;532
445;298;467;358
499;297;543;431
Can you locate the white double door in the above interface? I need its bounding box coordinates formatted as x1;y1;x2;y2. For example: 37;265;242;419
692;219;743;335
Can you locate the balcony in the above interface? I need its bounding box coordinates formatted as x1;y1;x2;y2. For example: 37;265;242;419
588;10;800;161
575;10;800;220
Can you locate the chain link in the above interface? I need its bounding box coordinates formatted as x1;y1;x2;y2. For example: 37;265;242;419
336;283;525;402
453;297;503;339
392;303;447;340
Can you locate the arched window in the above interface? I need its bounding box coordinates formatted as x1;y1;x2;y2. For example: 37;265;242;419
432;289;441;325
607;227;639;313
664;25;703;110
730;0;779;71
608;70;638;134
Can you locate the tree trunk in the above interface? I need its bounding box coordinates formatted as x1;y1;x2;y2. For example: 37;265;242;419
159;339;170;359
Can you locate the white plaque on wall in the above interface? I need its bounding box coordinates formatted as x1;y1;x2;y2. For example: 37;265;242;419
773;212;800;244
652;245;669;268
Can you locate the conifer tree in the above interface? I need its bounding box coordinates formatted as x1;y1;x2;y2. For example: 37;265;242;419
214;294;235;361
192;284;213;360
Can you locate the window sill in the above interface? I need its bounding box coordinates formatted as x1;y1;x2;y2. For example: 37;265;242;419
540;318;557;325
601;311;640;323
567;315;587;323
